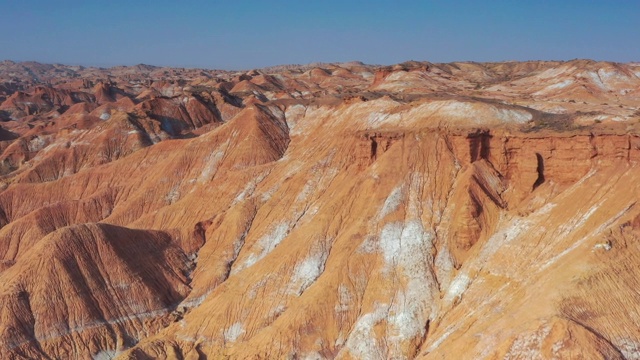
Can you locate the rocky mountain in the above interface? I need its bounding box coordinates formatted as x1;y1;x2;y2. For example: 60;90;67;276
0;59;639;359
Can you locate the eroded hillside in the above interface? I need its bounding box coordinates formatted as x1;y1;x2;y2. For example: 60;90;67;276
1;59;640;359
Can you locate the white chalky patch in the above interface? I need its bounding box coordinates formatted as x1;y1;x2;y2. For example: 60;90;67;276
378;185;404;219
434;247;456;289
233;223;289;274
93;350;120;360
335;285;352;313
477;216;532;262
551;339;564;357
289;248;328;296
338;304;388;360
198;148;225;183
534;79;574;95
443;273;471;304
493;107;533;123
233;171;269;204
179;292;210;309
386;288;430;357
296;178;316;204
302;351;323;360
223;322;245;342
165;184;180;204
379;222;404;267
401;100;533;126
426;324;459;352
268;304;286;319
28;136;47;152
380;221;433;271
230;231;248;260
548;79;574;90
341;222;436;358
586;71;608;90
357;235;378;254
598;68;626;82
504;324;552;360
367;112;390;126
537;66;573;79
617;339;640;360
554;202;602;239
284;104;306;134
360;71;374;79
378;220;436;357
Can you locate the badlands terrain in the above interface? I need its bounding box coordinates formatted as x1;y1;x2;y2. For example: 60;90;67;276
0;59;640;359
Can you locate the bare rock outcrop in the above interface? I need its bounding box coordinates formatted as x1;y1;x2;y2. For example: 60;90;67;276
0;59;639;359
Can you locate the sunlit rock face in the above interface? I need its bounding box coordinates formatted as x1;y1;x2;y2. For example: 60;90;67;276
1;59;640;359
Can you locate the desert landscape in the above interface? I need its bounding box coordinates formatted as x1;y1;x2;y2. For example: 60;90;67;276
0;59;638;359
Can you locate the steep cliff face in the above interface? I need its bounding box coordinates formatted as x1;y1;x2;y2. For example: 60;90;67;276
447;130;640;204
0;60;640;359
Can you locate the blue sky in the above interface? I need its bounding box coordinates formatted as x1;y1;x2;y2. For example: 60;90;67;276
1;1;638;69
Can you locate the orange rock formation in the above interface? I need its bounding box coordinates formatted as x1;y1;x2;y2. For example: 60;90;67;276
0;59;640;359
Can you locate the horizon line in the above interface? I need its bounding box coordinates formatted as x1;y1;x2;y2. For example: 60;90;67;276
3;58;639;73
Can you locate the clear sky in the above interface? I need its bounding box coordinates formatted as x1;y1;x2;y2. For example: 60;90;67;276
1;0;638;70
